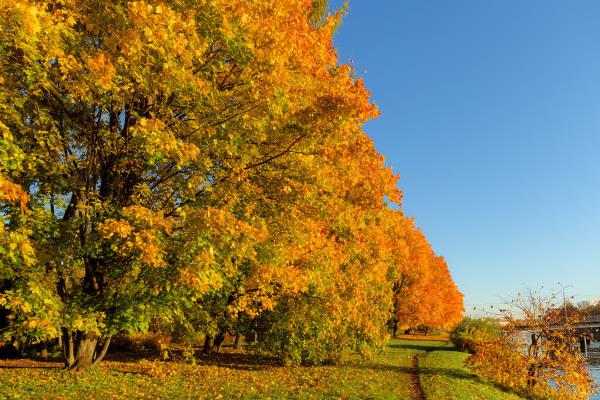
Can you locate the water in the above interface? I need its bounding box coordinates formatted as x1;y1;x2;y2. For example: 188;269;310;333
588;342;600;400
590;366;600;400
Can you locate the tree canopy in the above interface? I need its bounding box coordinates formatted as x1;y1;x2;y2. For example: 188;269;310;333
0;0;463;369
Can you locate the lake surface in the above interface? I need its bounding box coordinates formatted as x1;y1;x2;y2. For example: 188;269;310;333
590;367;600;400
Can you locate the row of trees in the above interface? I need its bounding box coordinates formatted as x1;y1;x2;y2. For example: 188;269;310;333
0;0;463;370
554;299;600;320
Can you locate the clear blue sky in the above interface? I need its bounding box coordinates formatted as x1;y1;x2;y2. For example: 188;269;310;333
330;0;600;314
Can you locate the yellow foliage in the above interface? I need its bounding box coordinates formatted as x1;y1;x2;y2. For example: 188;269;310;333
0;0;464;368
468;292;598;400
98;219;134;240
85;52;115;89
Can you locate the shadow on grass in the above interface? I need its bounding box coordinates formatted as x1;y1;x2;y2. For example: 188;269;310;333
0;358;63;369
352;362;475;380
0;365;60;369
387;342;451;352
104;349;164;362
358;355;519;397
108;348;282;371
191;350;282;371
417;366;516;396
1;348;280;372
355;361;511;394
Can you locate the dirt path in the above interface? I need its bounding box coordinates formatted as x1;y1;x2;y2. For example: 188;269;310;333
410;354;426;400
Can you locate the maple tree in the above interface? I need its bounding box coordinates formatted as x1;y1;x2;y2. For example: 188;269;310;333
387;217;463;335
0;0;463;370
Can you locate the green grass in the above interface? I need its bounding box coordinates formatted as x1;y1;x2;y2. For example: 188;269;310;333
0;340;525;399
417;341;524;400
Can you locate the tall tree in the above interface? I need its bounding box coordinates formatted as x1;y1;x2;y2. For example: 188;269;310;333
388;218;463;334
0;0;463;369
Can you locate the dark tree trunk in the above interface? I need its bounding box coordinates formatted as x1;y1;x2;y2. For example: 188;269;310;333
14;340;25;356
392;277;406;339
0;280;12;335
58;179;113;372
62;329;75;368
39;342;48;359
203;335;214;355
213;330;226;352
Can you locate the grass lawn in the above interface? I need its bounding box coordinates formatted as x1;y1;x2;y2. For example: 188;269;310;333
0;340;524;399
416;341;524;400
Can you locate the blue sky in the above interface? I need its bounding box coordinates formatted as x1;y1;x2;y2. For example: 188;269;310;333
330;1;600;314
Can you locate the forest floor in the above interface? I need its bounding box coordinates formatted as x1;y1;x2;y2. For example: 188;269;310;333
0;339;524;399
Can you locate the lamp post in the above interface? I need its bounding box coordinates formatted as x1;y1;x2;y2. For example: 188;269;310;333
558;283;573;321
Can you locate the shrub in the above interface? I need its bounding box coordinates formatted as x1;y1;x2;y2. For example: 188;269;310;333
450;317;501;353
257;296;388;366
468;329;596;400
467;290;598;400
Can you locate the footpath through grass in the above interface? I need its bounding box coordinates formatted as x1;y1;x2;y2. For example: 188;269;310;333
414;340;524;400
0;340;524;399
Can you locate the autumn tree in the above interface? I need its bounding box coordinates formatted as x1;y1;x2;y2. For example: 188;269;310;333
0;0;337;366
254;134;403;364
0;0;464;370
387;217;463;335
468;290;598;400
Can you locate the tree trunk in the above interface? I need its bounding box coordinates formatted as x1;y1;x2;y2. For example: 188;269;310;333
71;332;98;371
234;334;243;351
91;336;111;368
63;331;112;371
62;329;75;368
203;335;214;355
39;342;48;359
213;329;226;353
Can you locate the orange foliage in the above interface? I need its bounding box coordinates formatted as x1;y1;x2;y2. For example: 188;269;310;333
0;177;29;212
468;290;598;400
389;217;464;332
0;0;463;367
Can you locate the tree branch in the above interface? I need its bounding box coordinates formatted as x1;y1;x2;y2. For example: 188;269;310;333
91;336;112;368
245;134;307;170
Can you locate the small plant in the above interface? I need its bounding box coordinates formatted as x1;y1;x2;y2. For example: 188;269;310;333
181;345;197;365
450;317;501;353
